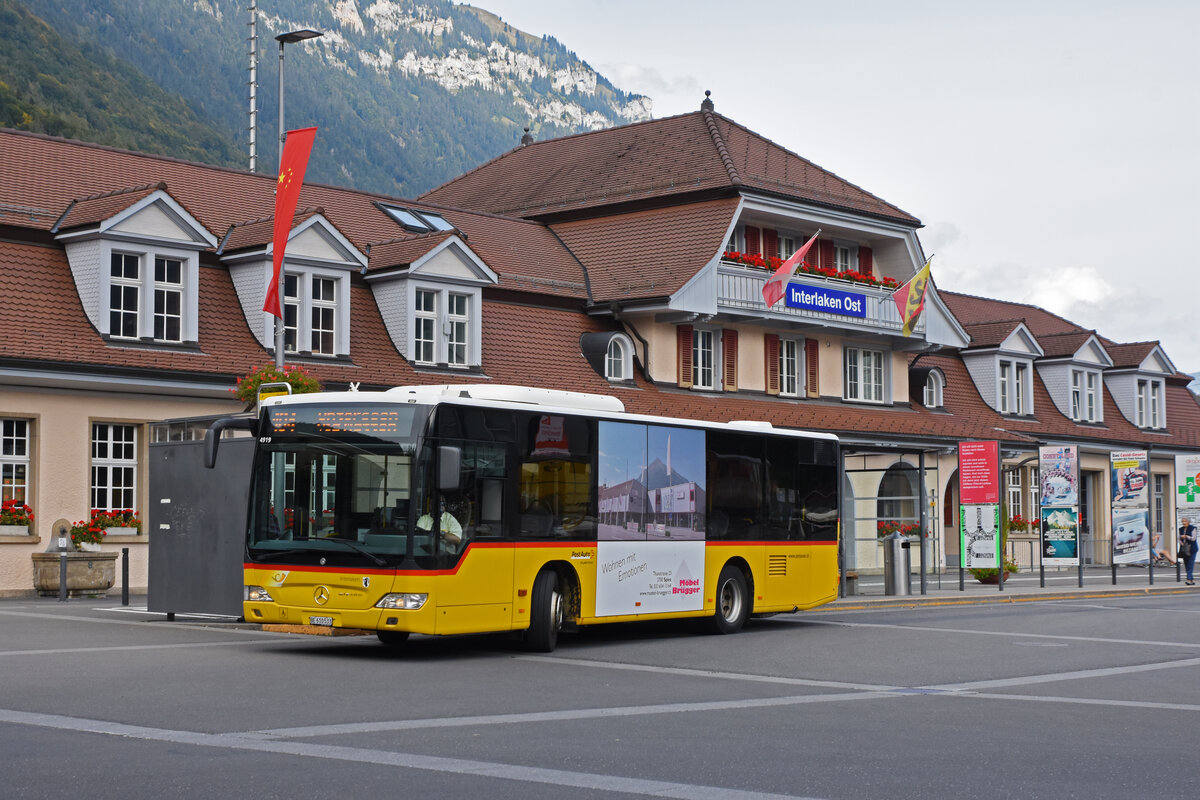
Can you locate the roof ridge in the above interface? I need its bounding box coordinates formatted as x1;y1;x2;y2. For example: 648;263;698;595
702;109;741;186
72;181;166;203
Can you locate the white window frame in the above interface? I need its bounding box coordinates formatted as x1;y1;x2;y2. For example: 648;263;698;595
310;276;337;355
923;370;944;408
833;244;853;272
999;359;1031;415
109;252;140;340
101;244;200;343
414;289;437;365
605;335;634;382
1136;378;1166;428
152;256;184;343
1006;468;1023;518
447;293;470;367
778;236;796;260
91;422;137;512
278;267;350;357
407;283;481;369
1071;368;1100;422
1;418;30;505
779;338;801;397
844;346;885;403
693;328;717;390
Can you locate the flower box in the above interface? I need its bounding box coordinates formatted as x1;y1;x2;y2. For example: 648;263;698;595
0;524;31;537
103;527;140;537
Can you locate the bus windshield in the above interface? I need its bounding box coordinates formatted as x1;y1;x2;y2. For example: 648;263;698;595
247;403;430;568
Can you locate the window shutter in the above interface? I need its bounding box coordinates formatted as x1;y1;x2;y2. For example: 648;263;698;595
722;329;738;392
765;334;781;396
819;240;836;271
677;325;694;388
805;338;819;398
745;226;761;255
763;229;779;260
858;246;874;276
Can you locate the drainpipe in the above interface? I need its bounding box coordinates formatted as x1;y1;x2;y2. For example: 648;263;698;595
611;303;653;383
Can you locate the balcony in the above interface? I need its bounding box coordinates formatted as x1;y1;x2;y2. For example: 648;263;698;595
716;258;921;337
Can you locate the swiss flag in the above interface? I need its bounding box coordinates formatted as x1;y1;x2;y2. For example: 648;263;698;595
762;230;820;308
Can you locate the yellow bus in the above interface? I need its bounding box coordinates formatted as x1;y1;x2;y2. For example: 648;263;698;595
218;384;839;651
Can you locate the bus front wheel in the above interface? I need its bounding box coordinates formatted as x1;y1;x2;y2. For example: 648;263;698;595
710;564;749;634
527;570;564;652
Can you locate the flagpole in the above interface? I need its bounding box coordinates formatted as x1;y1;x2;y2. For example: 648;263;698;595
877;254;934;305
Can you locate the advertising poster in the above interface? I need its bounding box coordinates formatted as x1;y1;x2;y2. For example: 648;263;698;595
959;441;1000;505
1175;454;1200;514
1039;445;1078;507
960;503;999;569
1041;507;1079;566
595;541;705;616
597;422;706;541
1112;508;1151;563
1110;450;1149;508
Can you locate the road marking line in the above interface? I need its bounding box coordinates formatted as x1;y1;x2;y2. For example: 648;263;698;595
927;655;1200;691
805;618;1200;649
247;690;894;739
517;654;898;692
960;691;1200;713
0;707;826;800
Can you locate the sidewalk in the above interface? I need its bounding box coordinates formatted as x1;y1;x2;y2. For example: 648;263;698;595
830;565;1197;610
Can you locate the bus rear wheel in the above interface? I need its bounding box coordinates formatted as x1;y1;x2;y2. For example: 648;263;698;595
710;564;749;634
376;630;410;646
526;570;564;652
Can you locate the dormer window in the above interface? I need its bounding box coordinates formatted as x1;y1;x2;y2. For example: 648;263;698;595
103;249;197;344
923;370;945;408
606;337;627;381
999;360;1030;415
1071;369;1100;422
409;285;474;368
1137;378;1164;428
281;271;346;357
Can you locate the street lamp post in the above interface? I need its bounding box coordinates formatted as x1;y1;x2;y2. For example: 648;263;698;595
274;28;323;368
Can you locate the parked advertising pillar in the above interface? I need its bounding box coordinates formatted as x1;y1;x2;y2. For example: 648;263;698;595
958;441;1000;591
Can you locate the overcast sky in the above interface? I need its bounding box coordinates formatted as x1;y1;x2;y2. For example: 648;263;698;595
473;0;1199;372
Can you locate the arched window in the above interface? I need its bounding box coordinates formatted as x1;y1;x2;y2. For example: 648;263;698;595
606;337;625;381
923;369;945;408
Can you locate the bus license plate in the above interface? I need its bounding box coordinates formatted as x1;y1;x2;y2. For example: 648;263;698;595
309;616;334;627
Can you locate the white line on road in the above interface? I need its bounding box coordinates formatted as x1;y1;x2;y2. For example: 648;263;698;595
926;654;1200;691
805;618;1200;649
0;707;827;800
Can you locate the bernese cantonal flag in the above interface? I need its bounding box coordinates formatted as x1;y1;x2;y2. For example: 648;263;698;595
263;127;318;317
892;258;932;337
762;230;820;308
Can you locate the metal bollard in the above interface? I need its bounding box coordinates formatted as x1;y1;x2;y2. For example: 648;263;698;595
883;531;912;596
122;547;129;606
59;552;67;602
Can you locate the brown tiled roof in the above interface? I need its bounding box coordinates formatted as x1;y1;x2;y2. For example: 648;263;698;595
52;183;167;232
1036;331;1098;359
550;198;741;301
940;291;1083;337
961;320;1024;349
0;129;586;299
367;232;456;272
420;111;920;225
1105;341;1160;370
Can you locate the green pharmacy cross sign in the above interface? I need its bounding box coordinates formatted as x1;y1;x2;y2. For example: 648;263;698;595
1179;476;1200;503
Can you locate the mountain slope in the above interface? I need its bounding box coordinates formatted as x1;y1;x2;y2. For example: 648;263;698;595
8;0;652;198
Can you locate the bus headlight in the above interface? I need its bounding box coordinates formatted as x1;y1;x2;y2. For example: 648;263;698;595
245;585;274;602
376;593;428;610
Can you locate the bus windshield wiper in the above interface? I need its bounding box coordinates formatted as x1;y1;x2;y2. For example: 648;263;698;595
295;536;388;567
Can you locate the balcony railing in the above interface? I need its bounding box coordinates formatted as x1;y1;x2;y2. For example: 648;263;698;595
717;259;921;336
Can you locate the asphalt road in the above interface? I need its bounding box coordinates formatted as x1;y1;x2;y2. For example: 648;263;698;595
2;594;1198;800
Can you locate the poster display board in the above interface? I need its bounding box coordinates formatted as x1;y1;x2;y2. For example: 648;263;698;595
1110;450;1149;564
1175;454;1200;529
595;541;705;616
959;442;1000;570
1039;445;1080;567
960;504;999;569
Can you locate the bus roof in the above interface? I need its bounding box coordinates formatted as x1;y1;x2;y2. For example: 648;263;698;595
261;384;838;443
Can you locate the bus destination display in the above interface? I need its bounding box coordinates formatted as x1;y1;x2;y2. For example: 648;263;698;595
269;406;415;437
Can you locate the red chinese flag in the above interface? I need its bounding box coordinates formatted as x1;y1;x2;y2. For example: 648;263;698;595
761;230;821;308
263;127;318;317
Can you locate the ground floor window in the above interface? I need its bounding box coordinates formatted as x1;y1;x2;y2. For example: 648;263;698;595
91;423;137;510
1;418;30;504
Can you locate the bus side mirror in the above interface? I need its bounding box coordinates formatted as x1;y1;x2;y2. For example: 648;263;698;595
438;446;462;492
204;416;257;468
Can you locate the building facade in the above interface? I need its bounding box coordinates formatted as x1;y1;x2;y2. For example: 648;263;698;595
2;96;1198;595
